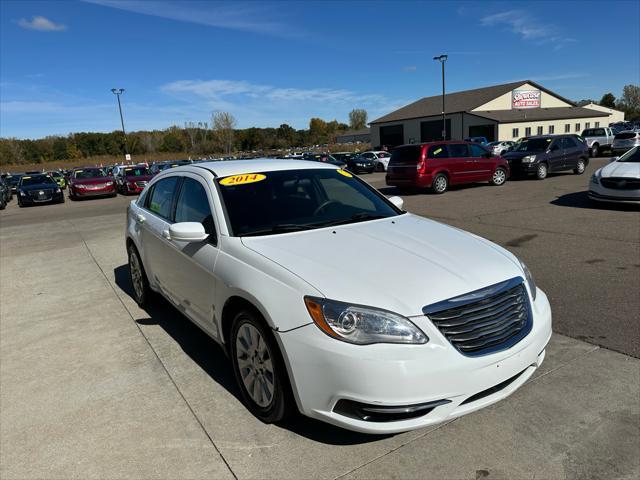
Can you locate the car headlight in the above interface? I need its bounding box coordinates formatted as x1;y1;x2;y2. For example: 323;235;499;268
55;188;61;193
522;155;536;163
518;259;537;301
19;190;25;196
304;297;428;345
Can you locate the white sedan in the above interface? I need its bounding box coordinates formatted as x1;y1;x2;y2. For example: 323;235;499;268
126;159;552;434
589;146;640;204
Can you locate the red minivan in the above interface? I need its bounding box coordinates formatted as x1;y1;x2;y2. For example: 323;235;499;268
385;141;510;193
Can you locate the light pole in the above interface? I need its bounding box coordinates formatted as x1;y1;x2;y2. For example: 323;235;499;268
433;55;448;140
111;88;129;159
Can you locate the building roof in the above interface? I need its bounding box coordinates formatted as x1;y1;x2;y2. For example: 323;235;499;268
472;106;609;123
370;80;577;124
337;128;370;137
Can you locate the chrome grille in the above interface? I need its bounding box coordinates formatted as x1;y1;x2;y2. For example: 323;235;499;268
600;177;640;190
423;277;531;357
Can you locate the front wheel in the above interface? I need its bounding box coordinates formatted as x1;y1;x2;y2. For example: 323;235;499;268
490;167;507;186
431;173;448;194
375;162;385;172
574;159;586;175
230;311;295;423
535;163;548;180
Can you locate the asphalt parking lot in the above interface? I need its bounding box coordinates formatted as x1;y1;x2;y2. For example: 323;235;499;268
1;157;639;479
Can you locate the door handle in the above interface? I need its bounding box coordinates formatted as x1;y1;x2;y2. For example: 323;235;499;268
135;213;146;224
162;229;171;240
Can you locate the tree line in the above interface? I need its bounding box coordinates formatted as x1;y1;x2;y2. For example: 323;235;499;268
0;109;369;167
578;84;640;120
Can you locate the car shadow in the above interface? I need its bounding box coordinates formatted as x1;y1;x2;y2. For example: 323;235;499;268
551;191;639;211
113;264;388;445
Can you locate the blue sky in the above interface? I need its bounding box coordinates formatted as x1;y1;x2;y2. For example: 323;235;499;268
1;0;639;139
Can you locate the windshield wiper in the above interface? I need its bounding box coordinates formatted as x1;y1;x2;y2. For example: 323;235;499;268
241;224;316;237
317;213;388;228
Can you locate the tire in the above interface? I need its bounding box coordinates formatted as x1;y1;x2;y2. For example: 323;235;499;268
590;144;599;158
0;198;5;210
490;167;507;186
128;244;152;307
535;163;548;180
574;158;586;175
230;310;295;424
375;162;385;172
431;173;448;194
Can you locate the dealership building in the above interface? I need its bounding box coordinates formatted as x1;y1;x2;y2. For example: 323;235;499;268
370;80;625;147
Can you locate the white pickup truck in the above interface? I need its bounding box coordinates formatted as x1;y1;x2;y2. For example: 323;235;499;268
581;127;615;157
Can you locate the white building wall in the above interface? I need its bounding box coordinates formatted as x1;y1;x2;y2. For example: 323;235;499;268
497;115;610;141
583;103;625;123
472;83;573;111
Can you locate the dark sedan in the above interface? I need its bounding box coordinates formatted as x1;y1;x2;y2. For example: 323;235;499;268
346;155;376;174
17;174;64;207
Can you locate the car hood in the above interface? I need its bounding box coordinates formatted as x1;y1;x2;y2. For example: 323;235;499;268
124;175;153;182
71;177;114;185
20;183;59;191
241;214;524;317
503;151;542;160
600;161;640;179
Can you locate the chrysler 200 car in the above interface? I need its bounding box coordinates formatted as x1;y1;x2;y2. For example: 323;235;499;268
126;159;552;434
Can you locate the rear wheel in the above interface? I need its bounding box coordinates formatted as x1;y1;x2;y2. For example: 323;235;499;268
375;162;385;172
128;244;152;307
230;310;295;423
574;158;586;175
431;173;448;194
535;163;548;180
590;144;599;157
490;167;507;186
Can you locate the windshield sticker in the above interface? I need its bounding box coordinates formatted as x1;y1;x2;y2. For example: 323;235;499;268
22;176;31;180
336;169;353;178
433;147;443;155
219;173;267;186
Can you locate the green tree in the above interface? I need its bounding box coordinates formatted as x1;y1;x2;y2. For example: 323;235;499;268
599;93;616;108
348;109;368;130
617;85;640;117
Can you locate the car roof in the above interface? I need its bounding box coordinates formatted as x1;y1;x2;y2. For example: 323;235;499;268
168;158;338;178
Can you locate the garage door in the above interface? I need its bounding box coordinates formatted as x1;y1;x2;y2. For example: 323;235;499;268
380;125;404;147
421;119;451;142
468;124;496;142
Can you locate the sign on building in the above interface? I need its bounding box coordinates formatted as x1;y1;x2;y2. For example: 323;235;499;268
512;90;541;109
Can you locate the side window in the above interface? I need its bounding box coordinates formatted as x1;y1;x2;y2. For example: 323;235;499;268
147;176;180;220
448;144;469;157
175;178;216;242
427;144;449;158
138;184;154;207
562;137;577;149
469;144;488;158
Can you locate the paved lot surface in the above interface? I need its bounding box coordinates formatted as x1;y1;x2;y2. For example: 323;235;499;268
1;157;639;479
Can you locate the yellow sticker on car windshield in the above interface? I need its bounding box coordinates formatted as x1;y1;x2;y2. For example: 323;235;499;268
22;176;31;180
336;169;353;178
219;173;267;186
433;147;443;155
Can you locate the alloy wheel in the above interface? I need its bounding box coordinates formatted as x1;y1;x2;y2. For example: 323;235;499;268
434;176;447;193
492;169;506;185
129;249;144;301
235;323;275;408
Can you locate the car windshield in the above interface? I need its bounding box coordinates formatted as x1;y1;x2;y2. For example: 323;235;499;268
515;138;552;152
49;171;62;178
487;142;500;147
74;169;105;179
617;146;640;163
21;175;55;186
124;167;150;177
217;168;401;237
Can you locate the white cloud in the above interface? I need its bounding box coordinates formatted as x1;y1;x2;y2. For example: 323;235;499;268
17;16;66;32
83;0;294;36
480;10;575;49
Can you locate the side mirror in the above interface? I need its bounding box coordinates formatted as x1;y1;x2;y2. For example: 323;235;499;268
388;195;404;210
169;222;208;242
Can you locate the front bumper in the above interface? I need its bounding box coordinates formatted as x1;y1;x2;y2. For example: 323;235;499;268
589;183;640;204
122;183;145;194
71;184;116;197
20;191;64;205
278;288;552;434
508;160;538;174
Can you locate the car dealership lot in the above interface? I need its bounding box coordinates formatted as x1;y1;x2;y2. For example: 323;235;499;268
1;157;638;479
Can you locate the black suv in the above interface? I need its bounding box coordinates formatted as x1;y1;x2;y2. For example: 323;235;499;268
503;134;589;180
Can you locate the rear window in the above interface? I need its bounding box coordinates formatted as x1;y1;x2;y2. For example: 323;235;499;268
389;145;423;164
615;132;638;139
